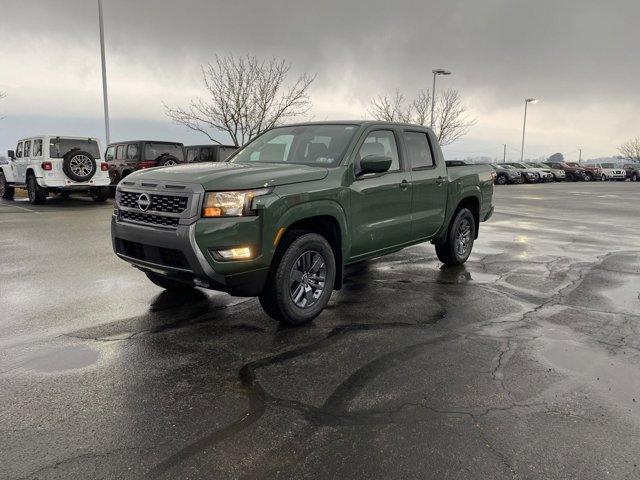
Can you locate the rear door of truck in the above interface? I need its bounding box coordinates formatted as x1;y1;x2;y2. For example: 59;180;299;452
401;128;448;240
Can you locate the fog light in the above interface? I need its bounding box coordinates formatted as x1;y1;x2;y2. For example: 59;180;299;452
217;247;252;260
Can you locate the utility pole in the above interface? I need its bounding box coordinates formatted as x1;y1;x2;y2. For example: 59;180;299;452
520;98;538;162
431;69;451;129
578;148;582;163
503;144;507;163
98;0;110;145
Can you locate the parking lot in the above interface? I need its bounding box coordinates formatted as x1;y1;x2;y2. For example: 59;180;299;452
1;182;639;479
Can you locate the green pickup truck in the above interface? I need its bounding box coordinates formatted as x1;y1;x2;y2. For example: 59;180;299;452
111;121;494;325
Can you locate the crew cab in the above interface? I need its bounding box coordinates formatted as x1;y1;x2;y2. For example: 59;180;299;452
111;122;494;325
185;144;238;163
105;140;185;187
1;135;110;204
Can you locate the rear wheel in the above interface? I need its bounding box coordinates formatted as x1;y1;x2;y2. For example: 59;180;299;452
584;173;592;182
435;208;476;266
27;175;48;205
0;171;15;200
259;231;336;326
601;174;607;181
145;271;194;290
90;186;110;202
496;174;507;185
632;173;638;182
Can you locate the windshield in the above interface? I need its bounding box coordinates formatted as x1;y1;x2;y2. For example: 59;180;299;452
49;138;101;159
144;143;185;161
601;163;615;168
230;124;358;167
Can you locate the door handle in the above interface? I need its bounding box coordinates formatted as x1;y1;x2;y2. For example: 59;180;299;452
399;179;410;191
435;176;446;185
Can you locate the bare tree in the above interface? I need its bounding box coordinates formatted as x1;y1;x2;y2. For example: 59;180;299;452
165;54;315;146
368;87;475;146
618;137;640;162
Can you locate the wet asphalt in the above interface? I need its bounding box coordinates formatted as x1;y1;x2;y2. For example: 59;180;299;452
1;182;639;479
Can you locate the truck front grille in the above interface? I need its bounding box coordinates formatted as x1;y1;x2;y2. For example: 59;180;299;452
119;210;179;227
115;239;190;270
119;190;189;213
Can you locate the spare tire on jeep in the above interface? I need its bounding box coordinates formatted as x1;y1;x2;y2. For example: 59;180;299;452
63;150;97;182
157;154;179;166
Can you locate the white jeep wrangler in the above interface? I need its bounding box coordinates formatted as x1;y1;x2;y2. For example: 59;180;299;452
0;135;111;204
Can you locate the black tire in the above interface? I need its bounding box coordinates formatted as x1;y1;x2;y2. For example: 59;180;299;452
157;155;179;167
62;150;97;182
27;175;48;205
90;186;110;202
496;174;507;185
435;208;476;267
584;173;593;182
145;271;195;290
259;231;336;326
59;191;70;199
0;171;15;200
601;174;607;182
566;172;574;182
632;173;638;182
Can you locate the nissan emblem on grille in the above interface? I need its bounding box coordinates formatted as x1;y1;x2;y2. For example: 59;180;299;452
137;193;151;211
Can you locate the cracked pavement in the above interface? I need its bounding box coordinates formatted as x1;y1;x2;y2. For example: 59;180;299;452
1;182;640;479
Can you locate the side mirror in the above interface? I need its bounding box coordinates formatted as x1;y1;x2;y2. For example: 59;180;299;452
7;150;15;160
359;155;392;175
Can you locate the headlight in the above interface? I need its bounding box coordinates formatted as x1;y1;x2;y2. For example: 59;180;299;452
202;188;271;217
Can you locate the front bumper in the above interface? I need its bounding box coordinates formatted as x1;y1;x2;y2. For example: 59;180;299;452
111;215;269;296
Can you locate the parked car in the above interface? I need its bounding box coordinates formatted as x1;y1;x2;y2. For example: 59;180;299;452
525;161;566;181
506;162;553;182
590;162;626;181
623;163;640;182
185;144;238;163
542;161;586;182
111;121;494;325
565;162;601;181
502;162;542;183
490;164;523;185
105;140;185;186
1;135;110;204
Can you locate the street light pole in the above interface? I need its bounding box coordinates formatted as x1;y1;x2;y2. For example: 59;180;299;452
431;69;451;129
98;0;110;146
520;98;538;162
503;144;507;163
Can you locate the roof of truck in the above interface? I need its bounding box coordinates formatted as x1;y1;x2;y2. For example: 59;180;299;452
277;120;435;130
106;140;184;146
185;144;238;149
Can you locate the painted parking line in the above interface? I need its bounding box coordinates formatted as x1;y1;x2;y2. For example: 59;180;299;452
0;201;42;214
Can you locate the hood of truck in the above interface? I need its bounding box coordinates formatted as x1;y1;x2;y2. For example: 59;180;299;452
128;162;329;190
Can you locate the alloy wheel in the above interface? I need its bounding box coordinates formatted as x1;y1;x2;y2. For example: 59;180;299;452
289;250;326;309
455;218;472;257
69;154;93;177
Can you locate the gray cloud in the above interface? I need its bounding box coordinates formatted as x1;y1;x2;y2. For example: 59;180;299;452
2;0;639;159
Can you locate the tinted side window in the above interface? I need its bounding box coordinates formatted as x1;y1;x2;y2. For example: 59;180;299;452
32;139;43;157
200;148;215;162
24;140;31;158
16;142;23;158
358;130;400;171
404;131;434;169
126;144;138;160
116;145;124;160
105;146;115;161
186;148;198;162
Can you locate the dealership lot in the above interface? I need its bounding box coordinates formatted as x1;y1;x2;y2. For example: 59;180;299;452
1;183;639;479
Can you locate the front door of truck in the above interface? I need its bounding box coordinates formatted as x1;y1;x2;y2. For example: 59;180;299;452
402;129;447;240
349;128;413;258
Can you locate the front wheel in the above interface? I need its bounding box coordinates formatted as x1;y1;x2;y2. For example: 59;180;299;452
435;208;476;266
259;231;336;326
632;173;638;182
584;173;592;182
496;174;507;185
0;171;15;200
601;174;607;181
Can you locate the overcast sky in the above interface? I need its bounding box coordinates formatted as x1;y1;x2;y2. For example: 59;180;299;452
1;0;639;161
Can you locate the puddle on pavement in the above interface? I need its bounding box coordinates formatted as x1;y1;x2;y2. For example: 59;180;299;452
22;345;100;373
